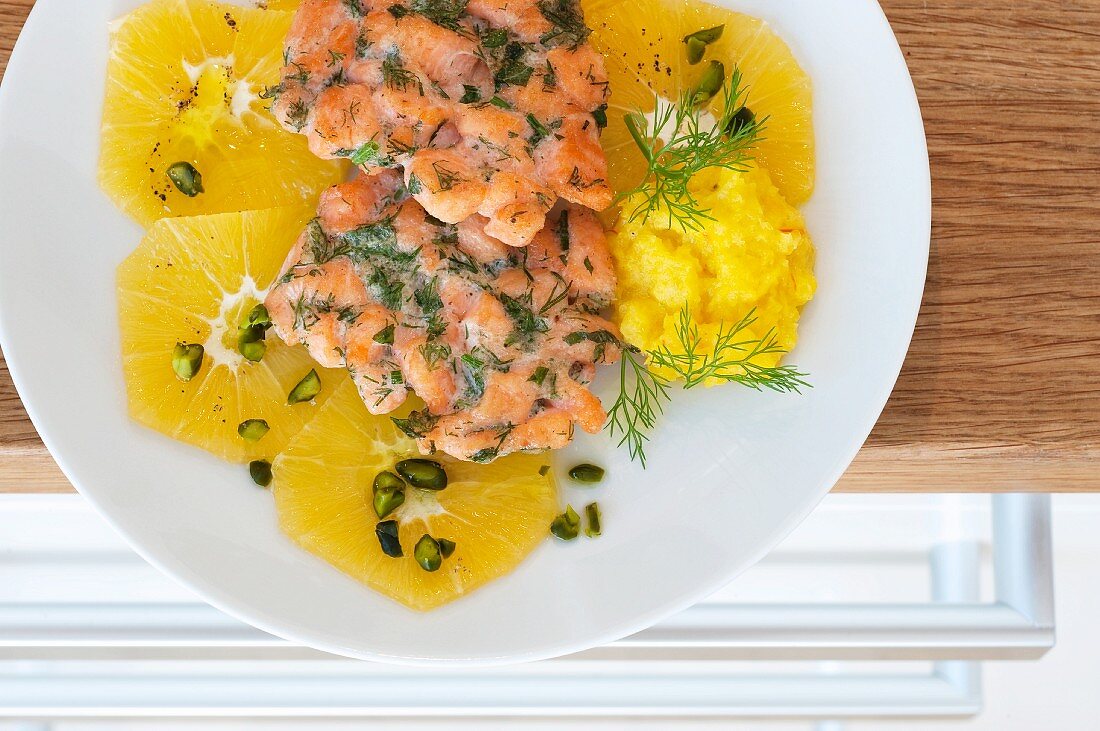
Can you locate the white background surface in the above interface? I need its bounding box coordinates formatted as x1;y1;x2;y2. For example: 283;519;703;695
1;494;1097;727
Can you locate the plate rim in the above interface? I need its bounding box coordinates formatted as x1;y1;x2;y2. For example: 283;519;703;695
0;0;931;665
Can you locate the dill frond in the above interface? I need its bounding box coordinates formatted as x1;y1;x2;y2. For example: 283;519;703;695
381;52;424;95
617;68;767;231
647;306;810;392
410;0;469;32
536;0;591;49
604;348;672;468
604;306;809;466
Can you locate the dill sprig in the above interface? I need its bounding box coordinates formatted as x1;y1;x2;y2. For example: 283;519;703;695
536;0;592;49
381;52;424;95
410;0;469;32
648;306;810;392
605;348;671;469
618;68;766;231
605;305;809;466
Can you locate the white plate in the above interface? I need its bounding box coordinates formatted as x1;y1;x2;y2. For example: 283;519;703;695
0;0;929;664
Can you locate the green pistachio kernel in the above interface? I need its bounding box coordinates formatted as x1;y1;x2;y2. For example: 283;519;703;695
414;534;442;572
568;463;604;483
287;369;321;404
373;487;405;520
237;324;267;362
373;470;406;493
724;105;756;138
238;339;266;362
372;471;407;520
237;419;269;442
171;342;204;382
166;161;204;197
249;460;273;488
683;24;724;45
550;505;581;541
438;538;456;558
376;519;402;557
691;60;725;106
685;36;706;64
584;501;602;537
395;458;448;490
241;304;272;330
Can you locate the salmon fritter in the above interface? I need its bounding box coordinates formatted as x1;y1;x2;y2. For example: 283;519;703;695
265;171;623;462
265;0;613;247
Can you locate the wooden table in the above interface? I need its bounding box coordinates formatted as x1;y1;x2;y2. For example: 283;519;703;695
1;0;1098;493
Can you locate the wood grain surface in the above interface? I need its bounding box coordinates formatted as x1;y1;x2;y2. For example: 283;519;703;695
1;0;1098;493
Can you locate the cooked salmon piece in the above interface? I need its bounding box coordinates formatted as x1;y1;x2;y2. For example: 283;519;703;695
466;0;554;44
404;148;487;223
534;113;612;209
266;0;612;247
265;173;622;461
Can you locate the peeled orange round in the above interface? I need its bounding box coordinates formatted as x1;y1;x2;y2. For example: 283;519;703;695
117;205;347;462
584;0;815;204
272;380;558;611
99;0;345;226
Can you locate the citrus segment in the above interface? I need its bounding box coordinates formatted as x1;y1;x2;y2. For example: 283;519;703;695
272;380;558;611
117;206;347;462
99;0;345;226
584;0;815;204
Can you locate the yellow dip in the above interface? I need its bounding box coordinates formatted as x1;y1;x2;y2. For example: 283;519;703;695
609;163;816;381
